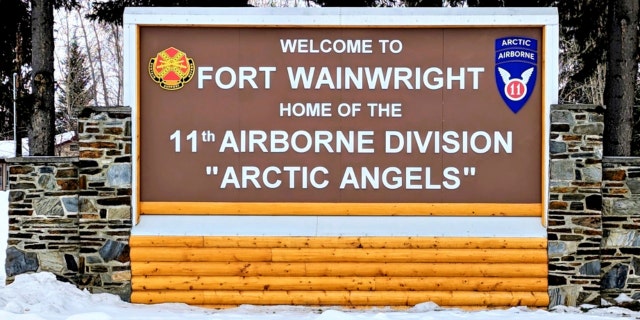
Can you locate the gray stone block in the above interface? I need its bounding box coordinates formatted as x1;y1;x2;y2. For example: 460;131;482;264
37;174;57;190
548;241;567;256
582;166;602;182
61;196;78;214
603;230;639;247
107;163;131;187
627;179;640;195
551;159;575;180
602;264;629;289
34;197;64;216
99;240;129;263
6;247;39;277
579;261;600;276
550;110;575;124
604;199;640;216
573;123;604;135
550;141;567;154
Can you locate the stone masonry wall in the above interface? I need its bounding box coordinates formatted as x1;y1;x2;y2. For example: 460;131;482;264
5;158;79;284
548;104;604;307
601;157;640;301
77;107;132;299
5;107;132;301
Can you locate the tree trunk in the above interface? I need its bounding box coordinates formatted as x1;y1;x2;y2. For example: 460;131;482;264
90;20;110;106
29;0;55;156
110;24;123;105
78;9;99;105
15;20;24;157
604;0;639;156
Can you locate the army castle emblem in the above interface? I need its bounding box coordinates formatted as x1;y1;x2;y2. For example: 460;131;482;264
149;47;195;90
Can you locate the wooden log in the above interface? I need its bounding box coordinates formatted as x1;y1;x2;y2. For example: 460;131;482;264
131;290;549;307
140;202;542;216
130;236;205;247
130;236;547;249
131;290;204;305
131;247;546;264
131;261;547;277
131;247;273;262
132;275;547;292
196;305;549;311
270;248;546;263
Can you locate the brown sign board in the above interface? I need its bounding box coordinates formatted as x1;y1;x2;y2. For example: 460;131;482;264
126;9;558;217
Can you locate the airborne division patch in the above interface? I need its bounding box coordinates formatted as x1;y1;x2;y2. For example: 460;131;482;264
495;37;538;113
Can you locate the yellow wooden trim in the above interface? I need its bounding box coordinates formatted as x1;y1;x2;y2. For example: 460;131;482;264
131;247;546;264
140;202;542;216
132;261;547;277
132;275;547;292
131;290;549;307
135;25;142;226
541;25;548;228
130;236;547;249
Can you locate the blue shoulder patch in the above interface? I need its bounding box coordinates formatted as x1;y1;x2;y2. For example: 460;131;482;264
495;37;538;113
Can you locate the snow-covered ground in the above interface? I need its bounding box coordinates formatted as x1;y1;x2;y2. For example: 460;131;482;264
0;272;638;320
0;190;7;284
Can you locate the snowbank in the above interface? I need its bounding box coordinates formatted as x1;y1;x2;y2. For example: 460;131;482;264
0;190;7;284
0;272;639;320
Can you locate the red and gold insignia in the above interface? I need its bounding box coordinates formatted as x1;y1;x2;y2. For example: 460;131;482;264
148;47;195;90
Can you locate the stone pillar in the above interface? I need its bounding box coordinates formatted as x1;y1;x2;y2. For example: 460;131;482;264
5;157;80;284
77;107;132;300
548;104;604;307
601;157;640;301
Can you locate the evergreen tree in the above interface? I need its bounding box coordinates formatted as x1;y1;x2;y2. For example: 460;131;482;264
56;39;94;134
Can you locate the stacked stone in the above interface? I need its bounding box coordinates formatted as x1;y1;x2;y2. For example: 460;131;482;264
548;104;604;307
601;157;640;301
77;107;132;300
5;157;79;284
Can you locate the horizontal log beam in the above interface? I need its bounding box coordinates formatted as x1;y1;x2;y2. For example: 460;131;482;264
132;275;547;292
140;202;542;216
131;290;549;307
130;236;547;249
131;247;546;264
132;262;547;277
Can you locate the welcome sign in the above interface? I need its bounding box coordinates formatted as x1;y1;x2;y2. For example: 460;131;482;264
127;8;557;221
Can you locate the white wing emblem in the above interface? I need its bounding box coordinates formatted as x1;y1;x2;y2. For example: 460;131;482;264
497;67;511;84
520;67;534;84
498;67;534;84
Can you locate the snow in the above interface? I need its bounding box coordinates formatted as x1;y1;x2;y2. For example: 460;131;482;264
614;294;633;304
0;132;75;158
0;272;637;320
0;190;7;284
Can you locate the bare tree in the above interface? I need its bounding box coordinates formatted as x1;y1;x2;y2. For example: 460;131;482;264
90;19;110;106
106;23;123;105
77;9;100;105
559;37;605;105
